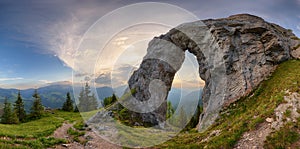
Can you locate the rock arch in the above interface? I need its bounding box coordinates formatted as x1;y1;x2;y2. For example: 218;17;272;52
126;14;300;131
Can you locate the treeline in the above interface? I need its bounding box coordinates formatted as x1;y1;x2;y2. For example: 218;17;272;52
0;82;100;124
1;82;202;131
0;90;78;124
1;89;44;124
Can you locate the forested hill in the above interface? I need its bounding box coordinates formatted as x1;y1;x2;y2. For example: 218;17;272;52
0;83;113;110
0;83;201;112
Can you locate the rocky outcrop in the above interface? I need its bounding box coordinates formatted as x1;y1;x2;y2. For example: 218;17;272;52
123;14;300;131
234;91;300;148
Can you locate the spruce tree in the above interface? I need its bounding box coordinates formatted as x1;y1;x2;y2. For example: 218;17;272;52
103;96;112;107
111;94;117;103
166;101;174;119
177;106;187;127
74;105;79;112
30;89;44;119
90;93;98;110
185;105;203;130
14;90;26;122
1;97;11;124
77;87;87;111
1;97;19;124
62;92;74;112
103;94;118;107
77;82;98;112
11;110;19;124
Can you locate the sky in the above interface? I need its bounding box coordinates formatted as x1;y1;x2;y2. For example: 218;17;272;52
0;0;299;89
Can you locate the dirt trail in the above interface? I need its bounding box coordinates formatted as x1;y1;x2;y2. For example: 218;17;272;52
51;122;121;149
51;122;83;149
84;130;121;149
52;122;73;139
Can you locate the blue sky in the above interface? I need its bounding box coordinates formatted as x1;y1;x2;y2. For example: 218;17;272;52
0;0;299;89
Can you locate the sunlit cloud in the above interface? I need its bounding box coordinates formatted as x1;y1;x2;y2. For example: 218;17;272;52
172;78;205;89
0;77;24;81
0;79;44;89
93;64;137;87
38;80;52;84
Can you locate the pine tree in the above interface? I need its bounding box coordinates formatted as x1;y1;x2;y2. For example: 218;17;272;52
30;89;44;119
1;97;11;124
77;87;87;111
103;94;118;107
10;110;19;124
74;105;79;112
185;105;203;130
62;92;74;112
90;93;98;110
177;106;187;127
103;96;111;107
1;97;19;124
111;94;117;103
77;82;98;112
14;90;26;122
166;101;174;119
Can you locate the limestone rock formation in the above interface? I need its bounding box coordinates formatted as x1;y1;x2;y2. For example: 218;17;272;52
124;14;300;131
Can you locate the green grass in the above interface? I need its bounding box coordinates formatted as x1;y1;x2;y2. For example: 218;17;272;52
80;109;101;121
0;143;28;149
0;137;67;149
0;110;82;138
264;118;300;148
67;127;85;137
73;119;85;130
0;110;84;148
114;121;176;148
158;59;300;148
0;116;62;138
67;127;86;144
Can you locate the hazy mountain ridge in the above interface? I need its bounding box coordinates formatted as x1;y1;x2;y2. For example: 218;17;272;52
0;83;201;112
0;83;113;110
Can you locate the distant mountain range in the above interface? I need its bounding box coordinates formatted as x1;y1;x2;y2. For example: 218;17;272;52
168;88;203;116
0;82;202;112
0;82;113;111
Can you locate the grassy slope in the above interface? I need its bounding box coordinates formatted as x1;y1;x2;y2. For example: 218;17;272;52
264;118;300;148
159;59;300;148
0;60;299;149
0;111;83;149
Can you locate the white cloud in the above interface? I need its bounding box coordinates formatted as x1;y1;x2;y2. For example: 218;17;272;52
38;80;52;84
0;77;24;81
46;2;199;76
44;2;120;72
297;24;300;31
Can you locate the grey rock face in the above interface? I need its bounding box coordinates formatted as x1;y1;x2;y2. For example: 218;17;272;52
125;14;300;131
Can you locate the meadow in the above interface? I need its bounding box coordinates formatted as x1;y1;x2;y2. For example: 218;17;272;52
0;59;299;148
0;110;83;149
